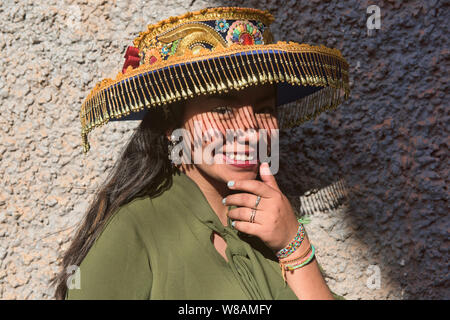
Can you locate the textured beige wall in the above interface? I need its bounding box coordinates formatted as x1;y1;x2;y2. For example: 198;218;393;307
1;0;444;300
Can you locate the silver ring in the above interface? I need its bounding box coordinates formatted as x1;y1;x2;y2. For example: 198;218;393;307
250;209;256;223
254;195;261;209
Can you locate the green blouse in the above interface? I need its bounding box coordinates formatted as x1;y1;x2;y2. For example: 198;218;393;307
66;171;344;300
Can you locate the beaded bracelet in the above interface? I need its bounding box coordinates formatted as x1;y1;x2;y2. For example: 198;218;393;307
276;218;306;259
280;244;316;282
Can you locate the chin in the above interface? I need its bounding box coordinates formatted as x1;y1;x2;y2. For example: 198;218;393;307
221;167;258;182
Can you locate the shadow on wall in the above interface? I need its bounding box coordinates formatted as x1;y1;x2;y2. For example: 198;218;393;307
212;0;448;299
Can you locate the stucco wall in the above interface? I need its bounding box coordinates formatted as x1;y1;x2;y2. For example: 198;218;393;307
0;0;447;299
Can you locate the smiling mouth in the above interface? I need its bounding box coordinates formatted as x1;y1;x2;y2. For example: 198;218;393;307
211;149;258;164
223;152;254;161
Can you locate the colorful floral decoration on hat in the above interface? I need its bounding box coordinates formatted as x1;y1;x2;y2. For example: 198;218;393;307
226;20;263;46
160;39;181;60
215;19;230;33
256;21;265;33
143;48;161;65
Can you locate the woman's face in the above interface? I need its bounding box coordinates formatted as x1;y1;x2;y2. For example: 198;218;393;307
173;83;278;184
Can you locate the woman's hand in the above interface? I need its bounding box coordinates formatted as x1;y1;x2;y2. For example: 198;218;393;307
224;162;300;253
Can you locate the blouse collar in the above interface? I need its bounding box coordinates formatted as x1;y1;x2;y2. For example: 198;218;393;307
170;170;238;237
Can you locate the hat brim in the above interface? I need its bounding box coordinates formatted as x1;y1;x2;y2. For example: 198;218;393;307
80;41;350;153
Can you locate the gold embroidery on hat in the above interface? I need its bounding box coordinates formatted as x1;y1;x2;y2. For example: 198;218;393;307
134;7;274;51
157;23;227;58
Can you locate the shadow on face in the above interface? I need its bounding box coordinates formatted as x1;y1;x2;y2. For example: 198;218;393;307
170;83;280;184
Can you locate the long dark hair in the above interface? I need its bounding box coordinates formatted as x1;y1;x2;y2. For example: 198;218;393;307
51;101;184;299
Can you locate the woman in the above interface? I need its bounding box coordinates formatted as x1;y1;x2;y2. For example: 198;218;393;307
52;6;349;300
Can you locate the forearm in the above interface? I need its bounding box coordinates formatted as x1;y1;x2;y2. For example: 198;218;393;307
282;236;335;300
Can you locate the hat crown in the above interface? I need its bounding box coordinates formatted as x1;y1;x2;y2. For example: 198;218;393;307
133;7;275;66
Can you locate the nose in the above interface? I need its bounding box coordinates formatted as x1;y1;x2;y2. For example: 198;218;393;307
232;105;259;131
232;105;259;141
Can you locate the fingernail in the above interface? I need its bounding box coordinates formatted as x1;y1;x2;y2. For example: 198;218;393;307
222;197;227;205
227;181;235;188
231;220;236;228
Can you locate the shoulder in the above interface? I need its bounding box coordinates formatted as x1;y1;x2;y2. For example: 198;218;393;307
76;196;156;267
99;201;141;244
102;196;153;237
95;195;163;254
66;197;154;299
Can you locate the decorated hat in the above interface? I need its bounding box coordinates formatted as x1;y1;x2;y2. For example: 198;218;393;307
80;6;350;153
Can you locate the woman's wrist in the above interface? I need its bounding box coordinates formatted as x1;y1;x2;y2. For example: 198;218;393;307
278;235;311;261
274;218;307;259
